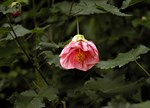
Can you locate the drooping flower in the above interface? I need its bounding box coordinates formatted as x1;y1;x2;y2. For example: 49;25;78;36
10;2;21;17
59;34;100;71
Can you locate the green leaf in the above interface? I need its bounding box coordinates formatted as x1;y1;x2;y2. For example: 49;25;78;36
20;90;38;98
33;71;48;90
47;55;60;67
0;41;22;66
0;4;14;14
97;1;131;16
84;77;144;96
38;86;58;101
14;86;58;108
54;0;130;16
132;101;150;108
54;0;106;15
0;4;6;13
72;0;106;15
120;0;144;9
3;25;50;40
121;0;132;9
53;2;72;15
4;25;31;40
97;45;149;69
14;90;45;108
129;0;144;6
0;27;11;34
102;97;150;108
40;51;60;67
31;25;50;34
39;42;60;49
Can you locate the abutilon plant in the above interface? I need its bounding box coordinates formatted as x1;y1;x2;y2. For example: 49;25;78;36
59;34;100;71
59;17;100;71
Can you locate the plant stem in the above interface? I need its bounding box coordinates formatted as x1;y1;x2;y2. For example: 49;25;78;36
61;101;67;108
52;0;55;7
76;16;79;34
69;1;74;15
32;0;37;27
7;15;49;86
135;60;150;77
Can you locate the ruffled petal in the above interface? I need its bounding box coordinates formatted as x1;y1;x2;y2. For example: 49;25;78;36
59;36;100;71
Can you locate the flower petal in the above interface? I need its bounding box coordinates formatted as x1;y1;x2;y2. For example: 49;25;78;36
59;35;100;71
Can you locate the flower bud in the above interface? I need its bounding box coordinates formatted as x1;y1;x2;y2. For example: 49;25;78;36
10;2;21;17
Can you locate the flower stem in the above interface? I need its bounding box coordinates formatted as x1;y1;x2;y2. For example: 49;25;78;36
32;0;38;28
61;101;67;108
135;60;150;77
76;16;79;34
7;15;49;86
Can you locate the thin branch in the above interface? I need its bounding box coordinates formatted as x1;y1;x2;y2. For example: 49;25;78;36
135;60;150;77
7;15;49;86
32;0;37;27
69;0;74;15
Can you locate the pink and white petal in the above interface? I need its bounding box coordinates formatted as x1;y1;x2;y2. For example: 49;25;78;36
60;49;77;69
60;41;79;56
60;56;74;69
59;44;71;56
73;61;85;71
84;52;99;64
77;41;89;51
88;41;99;55
60;48;77;60
72;58;89;71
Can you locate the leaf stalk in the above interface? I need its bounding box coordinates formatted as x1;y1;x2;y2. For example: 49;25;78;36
135;60;150;77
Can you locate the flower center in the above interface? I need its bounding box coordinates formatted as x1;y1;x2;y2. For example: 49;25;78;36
76;49;85;62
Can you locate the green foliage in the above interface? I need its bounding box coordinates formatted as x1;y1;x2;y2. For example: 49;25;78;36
96;0;131;16
41;51;60;67
71;0;106;15
121;0;144;9
132;12;150;29
102;96;150;108
0;0;150;108
0;41;22;66
84;76;144;96
0;4;14;14
14;90;43;108
121;0;132;9
132;101;150;108
11;86;58;108
97;45;150;69
54;0;131;16
4;25;31;40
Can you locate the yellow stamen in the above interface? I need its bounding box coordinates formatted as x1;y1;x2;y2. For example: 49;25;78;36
76;49;85;62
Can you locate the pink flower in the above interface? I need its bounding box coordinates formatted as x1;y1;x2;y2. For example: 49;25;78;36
59;34;100;71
